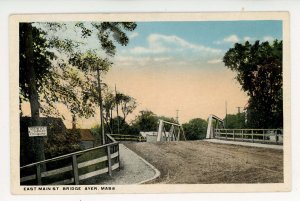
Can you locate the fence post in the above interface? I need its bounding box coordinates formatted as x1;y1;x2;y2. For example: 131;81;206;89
107;145;112;176
117;143;121;171
36;164;42;185
275;130;278;145
252;130;254;143
263;130;265;142
242;130;244;141
225;130;227;140
233;130;235;141
72;155;79;185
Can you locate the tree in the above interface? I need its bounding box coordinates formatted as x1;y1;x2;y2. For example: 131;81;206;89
224;113;246;129
91;118;140;136
102;91;116;134
182;118;207;140
102;91;137;134
19;23;54;162
110;117;140;135
117;93;137;123
20;22;138;120
131;110;177;132
132;110;159;132
157;115;177;130
223;40;283;128
19;22;137;161
67;22;137;143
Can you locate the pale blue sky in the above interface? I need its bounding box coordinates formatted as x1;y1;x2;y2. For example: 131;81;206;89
124;21;282;49
115;20;282;68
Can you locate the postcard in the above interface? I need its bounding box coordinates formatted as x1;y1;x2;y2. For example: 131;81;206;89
10;12;290;194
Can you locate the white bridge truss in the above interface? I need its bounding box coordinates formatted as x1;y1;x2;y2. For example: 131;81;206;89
206;114;225;139
156;119;186;142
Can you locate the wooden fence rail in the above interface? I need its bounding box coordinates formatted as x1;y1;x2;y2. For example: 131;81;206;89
109;134;146;142
214;129;283;144
20;134;120;185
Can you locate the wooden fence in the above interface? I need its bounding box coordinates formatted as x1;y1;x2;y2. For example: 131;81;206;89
214;129;283;144
109;134;146;142
20;134;120;185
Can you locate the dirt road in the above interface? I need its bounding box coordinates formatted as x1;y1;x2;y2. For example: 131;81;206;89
124;140;283;184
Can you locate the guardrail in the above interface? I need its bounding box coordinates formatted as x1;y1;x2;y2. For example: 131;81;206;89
20;134;120;185
109;134;146;142
214;129;283;144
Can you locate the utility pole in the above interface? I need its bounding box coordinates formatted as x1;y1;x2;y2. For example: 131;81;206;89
236;106;243;114
236;106;244;128
115;84;120;134
225;101;227;128
96;68;105;145
176;109;179;123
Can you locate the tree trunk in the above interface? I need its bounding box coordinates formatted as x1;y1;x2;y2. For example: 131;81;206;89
110;108;113;134
115;85;120;134
104;116;112;134
23;23;45;164
96;68;105;144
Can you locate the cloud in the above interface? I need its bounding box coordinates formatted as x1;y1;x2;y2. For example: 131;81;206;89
114;55;173;68
129;32;139;39
263;35;275;42
207;59;223;64
243;36;256;42
116;33;224;70
129;45;168;54
224;35;240;43
214;34;240;44
128;33;222;55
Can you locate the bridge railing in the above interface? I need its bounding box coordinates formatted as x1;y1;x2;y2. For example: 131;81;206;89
109;134;146;142
214;129;283;144
20;134;120;185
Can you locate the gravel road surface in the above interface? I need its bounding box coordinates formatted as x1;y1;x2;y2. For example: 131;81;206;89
124;140;283;184
81;144;159;185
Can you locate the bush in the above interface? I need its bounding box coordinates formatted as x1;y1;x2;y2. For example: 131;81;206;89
182;118;207;140
44;129;81;158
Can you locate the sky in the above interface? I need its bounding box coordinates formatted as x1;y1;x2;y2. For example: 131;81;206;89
23;20;282;128
104;21;282;126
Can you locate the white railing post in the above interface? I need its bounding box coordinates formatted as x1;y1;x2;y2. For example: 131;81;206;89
233;130;235;141
157;120;164;141
117;143;121;171
72;155;79;185
107;145;112;176
241;130;244;141
36;164;42;185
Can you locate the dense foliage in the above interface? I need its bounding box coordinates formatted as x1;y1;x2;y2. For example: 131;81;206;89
224;113;246;129
102;90;137;134
223;40;283;128
20;117;81;165
19;22;137;162
131;110;177;132
44;129;81;158
182;118;207;140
